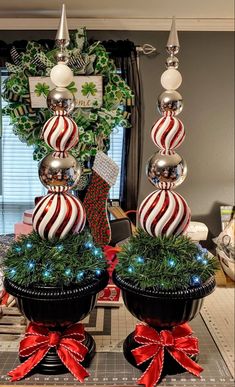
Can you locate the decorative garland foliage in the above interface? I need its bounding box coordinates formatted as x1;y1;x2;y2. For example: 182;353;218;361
116;229;218;291
4;229;107;287
3;28;133;162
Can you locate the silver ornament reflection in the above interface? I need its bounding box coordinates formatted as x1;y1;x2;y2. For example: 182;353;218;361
39;153;82;192
147;150;187;189
55;51;70;64
47;87;75;114
157;90;183;116
166;56;179;69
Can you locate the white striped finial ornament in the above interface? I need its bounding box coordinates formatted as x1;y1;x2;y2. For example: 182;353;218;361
138;189;191;237
151;112;185;150
32;192;86;240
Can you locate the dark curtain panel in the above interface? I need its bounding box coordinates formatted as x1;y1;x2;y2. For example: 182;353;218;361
102;40;142;211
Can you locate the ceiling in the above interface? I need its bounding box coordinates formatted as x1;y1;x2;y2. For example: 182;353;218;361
0;0;234;30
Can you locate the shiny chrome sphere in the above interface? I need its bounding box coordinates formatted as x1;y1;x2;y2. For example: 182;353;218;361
47;87;75;115
157;90;183;116
166;56;179;69
39;152;82;192
147;150;187;189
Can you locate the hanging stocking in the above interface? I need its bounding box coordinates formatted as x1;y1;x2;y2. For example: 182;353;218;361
83;151;119;247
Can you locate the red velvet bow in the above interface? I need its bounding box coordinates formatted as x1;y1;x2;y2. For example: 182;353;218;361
132;323;203;387
8;322;89;382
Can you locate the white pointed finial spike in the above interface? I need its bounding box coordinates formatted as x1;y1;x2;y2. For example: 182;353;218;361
166;17;180;55
55;4;70;48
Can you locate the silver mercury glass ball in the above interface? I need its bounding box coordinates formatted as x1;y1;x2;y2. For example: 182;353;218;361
47;87;75;115
39;153;82;192
157;90;183;116
55;51;70;64
166;45;180;56
166;56;179;69
147;151;187;189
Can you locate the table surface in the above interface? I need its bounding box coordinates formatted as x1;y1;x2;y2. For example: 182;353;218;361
0;303;234;387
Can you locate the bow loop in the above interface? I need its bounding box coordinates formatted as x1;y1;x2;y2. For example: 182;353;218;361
62;322;85;341
25;322;49;337
172;323;193;339
19;335;48;358
134;324;160;345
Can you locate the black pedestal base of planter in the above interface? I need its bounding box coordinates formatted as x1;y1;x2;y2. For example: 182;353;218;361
20;331;95;375
123;332;198;377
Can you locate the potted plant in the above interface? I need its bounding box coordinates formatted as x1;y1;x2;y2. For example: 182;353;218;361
4;230;109;374
113;229;218;380
112;19;219;386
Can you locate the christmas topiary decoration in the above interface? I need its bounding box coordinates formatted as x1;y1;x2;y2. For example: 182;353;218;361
115;228;218;291
4;230;107;287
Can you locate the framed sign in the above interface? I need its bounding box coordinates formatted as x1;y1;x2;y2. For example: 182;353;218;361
28;76;103;109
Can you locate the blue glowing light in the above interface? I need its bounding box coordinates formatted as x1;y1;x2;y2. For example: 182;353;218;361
191;275;201;286
43;270;51;278
196;254;203;262
28;261;35;270
65;268;72;276
168;258;176;267
95;269;102;276
202;259;208;265
93;248;102;256
77;271;84;280
136;256;144;264
26;242;33;249
15;246;22;253
127;266;134;273
84;242;93;249
56;244;64;252
9;268;16;276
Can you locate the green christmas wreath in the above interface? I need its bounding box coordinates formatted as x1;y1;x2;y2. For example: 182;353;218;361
115;229;218;291
4;229;107;287
3;28;134;163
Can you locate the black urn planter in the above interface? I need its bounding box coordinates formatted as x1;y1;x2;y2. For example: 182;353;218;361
113;271;216;376
4;271;109;374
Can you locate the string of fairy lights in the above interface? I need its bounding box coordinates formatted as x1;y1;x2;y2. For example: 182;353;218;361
7;237;105;281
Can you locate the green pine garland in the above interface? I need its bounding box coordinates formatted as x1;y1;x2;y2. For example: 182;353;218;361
2;28;133;163
4;229;107;287
115;229;219;291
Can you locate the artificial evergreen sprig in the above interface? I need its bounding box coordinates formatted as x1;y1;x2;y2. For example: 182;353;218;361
116;229;219;291
4;229;107;287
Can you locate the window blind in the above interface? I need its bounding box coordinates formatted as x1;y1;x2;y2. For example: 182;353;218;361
0;72;45;205
108;125;123;199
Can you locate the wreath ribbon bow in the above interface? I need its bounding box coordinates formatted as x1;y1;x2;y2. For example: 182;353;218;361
8;322;89;382
132;323;203;387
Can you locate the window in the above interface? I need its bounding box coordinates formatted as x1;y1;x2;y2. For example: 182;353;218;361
0;71;45;206
108;125;123;199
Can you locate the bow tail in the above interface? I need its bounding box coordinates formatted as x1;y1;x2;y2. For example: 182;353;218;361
8;348;49;382
137;348;164;387
57;348;90;383
168;348;203;378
